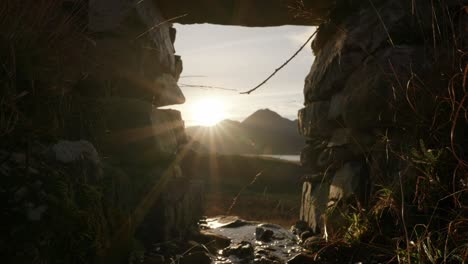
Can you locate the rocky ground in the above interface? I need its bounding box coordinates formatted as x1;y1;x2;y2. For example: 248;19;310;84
142;216;311;264
141;214;405;264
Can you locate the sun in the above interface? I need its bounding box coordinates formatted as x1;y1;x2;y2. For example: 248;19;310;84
191;97;227;126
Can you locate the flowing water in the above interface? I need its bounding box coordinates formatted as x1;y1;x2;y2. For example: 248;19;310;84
242;155;300;163
201;216;303;263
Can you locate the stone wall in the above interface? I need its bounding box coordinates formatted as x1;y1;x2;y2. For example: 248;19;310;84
298;0;466;235
157;0;331;26
2;0;466;262
1;1;203;263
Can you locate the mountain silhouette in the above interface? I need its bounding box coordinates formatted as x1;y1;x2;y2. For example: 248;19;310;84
186;109;304;154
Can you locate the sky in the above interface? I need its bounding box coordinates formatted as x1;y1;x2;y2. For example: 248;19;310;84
165;24;317;127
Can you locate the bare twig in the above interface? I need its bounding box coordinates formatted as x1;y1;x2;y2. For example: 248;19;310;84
179;83;237;91
136;14;187;39
399;171;412;264
368;0;395;47
240;30;317;94
450;93;467;168
226;170;263;214
179;75;208;78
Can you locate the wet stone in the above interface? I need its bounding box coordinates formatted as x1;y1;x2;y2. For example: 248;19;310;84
223;241;254;260
179;251;212;264
255;227;274;242
302;236;324;248
287;253;316;264
197;230;231;252
290;220;309;235
300;230;313;242
300;142;327;169
204;216;304;263
254;255;282;264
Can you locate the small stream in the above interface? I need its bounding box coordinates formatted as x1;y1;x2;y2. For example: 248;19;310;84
201;216;304;263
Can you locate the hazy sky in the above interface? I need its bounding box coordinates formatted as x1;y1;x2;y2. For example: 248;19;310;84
167;24;317;127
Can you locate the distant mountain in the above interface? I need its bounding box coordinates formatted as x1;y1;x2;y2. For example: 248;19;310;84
186;109;304;155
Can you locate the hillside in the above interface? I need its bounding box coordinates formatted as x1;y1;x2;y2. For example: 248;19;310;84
186;109;304;154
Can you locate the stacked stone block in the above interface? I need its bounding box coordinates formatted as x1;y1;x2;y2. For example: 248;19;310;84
1;1;203;262
298;0;437;233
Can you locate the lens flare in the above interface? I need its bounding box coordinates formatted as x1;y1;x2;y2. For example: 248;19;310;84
191;97;226;126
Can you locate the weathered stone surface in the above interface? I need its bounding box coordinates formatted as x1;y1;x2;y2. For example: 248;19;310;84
300;140;327;169
316;147;357;169
2;1;193;263
137;173;204;246
328;162;365;205
160;109;187;145
50;140;103;181
158;0;331;26
341;46;428;128
255;227;274;242
223;241;254;260
88;0;133;32
298;101;334;137
1;142;193;264
327;91;345;120
327;128;374;148
136;0;176;73
51;140;100;165
304;27;348;101
287;253;316;264
86;0;184;106
89;0;175;70
150;109;181;156
69;98;185;165
153;73;185;107
300;181;329;234
304;0;407;102
196;230;231;251
174;55;183;81
327;128;351;147
300;162;366;235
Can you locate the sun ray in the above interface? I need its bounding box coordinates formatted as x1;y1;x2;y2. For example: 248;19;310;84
190;96;227;126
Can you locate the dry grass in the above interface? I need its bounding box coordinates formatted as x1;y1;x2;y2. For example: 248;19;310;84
0;0;88;141
180;153;304;227
205;192;300;227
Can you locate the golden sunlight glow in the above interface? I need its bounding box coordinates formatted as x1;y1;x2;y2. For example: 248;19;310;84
191;97;227;126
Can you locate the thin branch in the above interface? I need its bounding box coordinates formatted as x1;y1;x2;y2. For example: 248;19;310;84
179;75;207;78
179;83;237;91
399;171;412;264
136;14;187;39
240;30;317;94
226;171;263;214
368;0;395;47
